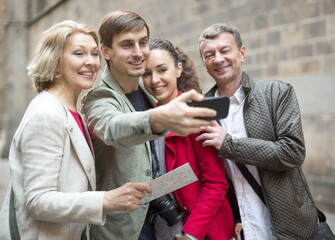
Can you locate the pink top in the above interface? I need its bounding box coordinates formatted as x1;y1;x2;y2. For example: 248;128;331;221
68;109;85;137
68;109;92;155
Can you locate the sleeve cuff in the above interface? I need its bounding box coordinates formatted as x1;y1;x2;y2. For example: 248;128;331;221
184;232;198;240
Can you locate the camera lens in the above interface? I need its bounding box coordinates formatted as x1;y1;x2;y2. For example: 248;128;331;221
151;194;184;226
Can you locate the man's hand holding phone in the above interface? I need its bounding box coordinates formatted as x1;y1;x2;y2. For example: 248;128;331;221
187;96;230;120
150;90;218;136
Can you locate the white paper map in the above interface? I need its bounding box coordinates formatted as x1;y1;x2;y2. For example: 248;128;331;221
141;162;198;204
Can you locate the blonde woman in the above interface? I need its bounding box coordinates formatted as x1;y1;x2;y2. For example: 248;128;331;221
0;20;151;240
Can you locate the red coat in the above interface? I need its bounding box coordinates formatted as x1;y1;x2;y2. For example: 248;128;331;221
165;131;235;240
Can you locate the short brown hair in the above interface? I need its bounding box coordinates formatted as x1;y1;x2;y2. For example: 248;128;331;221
98;10;150;48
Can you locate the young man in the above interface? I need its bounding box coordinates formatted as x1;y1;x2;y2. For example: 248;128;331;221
196;23;320;239
83;10;215;240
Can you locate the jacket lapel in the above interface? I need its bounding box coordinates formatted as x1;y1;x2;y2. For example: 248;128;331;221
164;132;180;172
101;66;136;112
64;109;96;190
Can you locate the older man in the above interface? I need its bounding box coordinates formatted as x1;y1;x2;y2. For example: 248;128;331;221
196;23;320;240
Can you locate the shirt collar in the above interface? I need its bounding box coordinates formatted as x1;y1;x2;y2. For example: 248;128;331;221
214;85;245;105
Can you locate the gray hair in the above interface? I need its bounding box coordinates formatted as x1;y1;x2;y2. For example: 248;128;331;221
198;23;243;58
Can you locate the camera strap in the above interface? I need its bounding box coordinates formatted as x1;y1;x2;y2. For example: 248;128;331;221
149;140;161;178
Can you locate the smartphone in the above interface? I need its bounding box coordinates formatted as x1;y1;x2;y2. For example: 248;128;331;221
187;96;230;120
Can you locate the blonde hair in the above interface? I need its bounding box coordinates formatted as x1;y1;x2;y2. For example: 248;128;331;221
27;20;99;93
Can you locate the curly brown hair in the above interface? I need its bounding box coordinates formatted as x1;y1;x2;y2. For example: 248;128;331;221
149;39;202;93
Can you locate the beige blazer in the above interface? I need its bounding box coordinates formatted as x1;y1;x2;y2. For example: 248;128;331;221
0;91;105;240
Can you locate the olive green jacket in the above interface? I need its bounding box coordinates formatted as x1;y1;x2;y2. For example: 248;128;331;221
84;66;164;240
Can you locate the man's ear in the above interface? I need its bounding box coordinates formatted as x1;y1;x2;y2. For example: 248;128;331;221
100;44;111;60
240;45;246;64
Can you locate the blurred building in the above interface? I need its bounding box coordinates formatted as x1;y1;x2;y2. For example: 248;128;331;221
0;0;334;212
0;0;5;157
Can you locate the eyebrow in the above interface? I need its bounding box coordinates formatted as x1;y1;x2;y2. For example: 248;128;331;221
156;63;167;68
119;35;149;44
203;45;230;55
145;63;167;71
139;35;149;41
203;49;214;56
119;39;133;43
74;45;98;50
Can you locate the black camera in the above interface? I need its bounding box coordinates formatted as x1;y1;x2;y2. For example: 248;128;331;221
150;194;184;226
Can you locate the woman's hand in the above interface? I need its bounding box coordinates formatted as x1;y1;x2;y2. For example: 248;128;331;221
103;182;152;211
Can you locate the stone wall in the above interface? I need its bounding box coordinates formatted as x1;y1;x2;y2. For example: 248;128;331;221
1;0;334;211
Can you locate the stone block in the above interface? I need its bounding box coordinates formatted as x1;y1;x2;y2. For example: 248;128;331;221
328;15;335;35
254;15;269;30
249;0;276;15
303;19;326;40
242;66;263;78
280;59;320;76
279;61;302;76
246;34;264;49
300;60;319;73
282;24;303;45
266;64;278;76
255;51;270;63
273;4;301;26
323;0;335;15
273;11;287;26
268;48;288;62
317;39;335;55
289;44;314;58
267;30;281;46
301;2;320;19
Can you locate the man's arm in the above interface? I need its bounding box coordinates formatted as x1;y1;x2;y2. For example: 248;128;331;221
84;88;216;148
